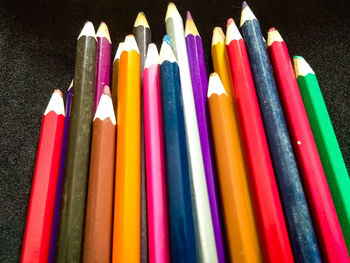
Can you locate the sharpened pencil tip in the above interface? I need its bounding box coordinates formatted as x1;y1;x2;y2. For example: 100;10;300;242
242;1;248;9
212;27;225;46
103;86;111;97
293;56;315;77
227;18;234;27
186;11;193;20
54;89;63;97
294;55;303;59
208;73;227;98
145;43;159;68
45;89;65;116
267;28;284;46
134;12;150;28
68;80;74;90
269;27;276;31
78;21;96;40
96;22;111;43
165;2;180;21
163;35;170;45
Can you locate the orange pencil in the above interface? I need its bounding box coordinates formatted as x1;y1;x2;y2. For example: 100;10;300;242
112;35;140;263
207;73;262;262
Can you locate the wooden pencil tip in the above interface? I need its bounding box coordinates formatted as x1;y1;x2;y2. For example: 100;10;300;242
145;43;159;68
134;12;150;28
103;85;112;97
94;88;116;124
165;2;180;21
293;56;315;77
78;21;96;40
208;73;227;98
124;35;140;53
114;42;124;61
212;27;225;46
240;1;256;27
267;28;284;46
163;35;171;45
159;38;177;64
68;80;74;90
185;12;199;37
96;22;111;43
225;18;242;44
44;90;65;116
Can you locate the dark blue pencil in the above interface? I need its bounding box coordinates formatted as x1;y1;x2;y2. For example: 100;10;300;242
159;36;197;263
240;2;321;263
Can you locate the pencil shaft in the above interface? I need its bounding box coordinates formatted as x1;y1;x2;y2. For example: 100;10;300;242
143;62;170;263
296;67;350;252
113;45;140;263
134;23;151;263
241;13;293;262
94;36;111;113
83;116;115;262
48;87;73;263
160;59;197;263
111;58;119;114
55;31;97;262
186;32;225;263
269;38;349;262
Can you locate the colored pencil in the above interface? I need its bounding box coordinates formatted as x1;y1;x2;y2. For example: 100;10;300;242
185;12;225;263
94;22;111;113
294;56;350;251
113;35;141;263
268;28;349;262
207;73;262;263
211;26;234;102
55;21;97;262
159;36;197;263
21;90;65;263
240;3;294;262
111;42;123;114
227;19;321;262
83;86;116;263
143;43;170;263
133;13;151;262
165;4;218;262
48;81;73;263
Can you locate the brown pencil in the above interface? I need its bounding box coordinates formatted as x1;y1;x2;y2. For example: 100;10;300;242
83;86;116;263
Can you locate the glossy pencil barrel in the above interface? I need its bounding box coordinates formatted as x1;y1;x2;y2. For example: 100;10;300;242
143;45;170;263
227;20;321;262
185;14;225;263
83;91;116;263
113;36;141;263
159;41;197;263
208;74;262;263
240;5;293;262
268;30;349;262
48;84;73;263
55;22;97;262
21;91;65;263
295;56;350;252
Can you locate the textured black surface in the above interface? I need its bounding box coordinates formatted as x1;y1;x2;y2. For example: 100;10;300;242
0;0;349;261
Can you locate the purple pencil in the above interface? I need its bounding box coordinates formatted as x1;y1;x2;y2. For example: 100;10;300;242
94;22;112;113
48;81;73;262
185;11;226;263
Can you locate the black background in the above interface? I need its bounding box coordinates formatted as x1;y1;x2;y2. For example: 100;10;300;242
1;0;349;261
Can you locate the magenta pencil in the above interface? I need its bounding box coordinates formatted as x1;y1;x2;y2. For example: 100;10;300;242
143;43;170;263
94;22;112;113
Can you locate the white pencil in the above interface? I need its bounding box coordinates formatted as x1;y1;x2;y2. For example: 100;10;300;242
165;3;218;263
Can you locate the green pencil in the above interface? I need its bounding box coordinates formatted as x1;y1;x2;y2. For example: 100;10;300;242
294;56;350;252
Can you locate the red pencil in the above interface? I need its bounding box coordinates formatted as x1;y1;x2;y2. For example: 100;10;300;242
225;19;293;262
21;90;65;263
268;28;350;263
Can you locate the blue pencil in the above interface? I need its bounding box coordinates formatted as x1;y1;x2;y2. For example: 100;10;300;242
159;36;197;263
240;2;321;263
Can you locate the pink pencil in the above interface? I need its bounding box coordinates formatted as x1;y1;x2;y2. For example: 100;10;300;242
143;43;170;263
94;22;112;113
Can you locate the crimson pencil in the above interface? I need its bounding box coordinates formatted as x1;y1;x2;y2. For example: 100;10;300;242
268;28;349;262
21;90;65;263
